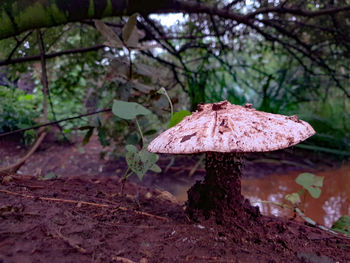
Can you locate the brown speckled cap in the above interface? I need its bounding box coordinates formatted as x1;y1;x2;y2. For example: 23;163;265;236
148;100;315;154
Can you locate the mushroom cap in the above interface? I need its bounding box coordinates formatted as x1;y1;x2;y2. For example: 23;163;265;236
148;101;315;154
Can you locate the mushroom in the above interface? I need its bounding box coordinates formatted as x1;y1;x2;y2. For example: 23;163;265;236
148;100;315;223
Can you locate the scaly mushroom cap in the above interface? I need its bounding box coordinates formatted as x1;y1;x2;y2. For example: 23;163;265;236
148;101;315;154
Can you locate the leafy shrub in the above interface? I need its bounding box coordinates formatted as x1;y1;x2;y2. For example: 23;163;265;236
0;86;40;133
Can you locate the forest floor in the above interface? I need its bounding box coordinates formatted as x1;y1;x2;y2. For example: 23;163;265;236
0;131;349;263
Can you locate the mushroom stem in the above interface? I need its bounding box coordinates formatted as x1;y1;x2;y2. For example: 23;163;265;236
187;152;258;223
205;152;244;208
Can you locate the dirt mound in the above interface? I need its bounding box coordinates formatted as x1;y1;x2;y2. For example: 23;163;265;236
1;175;349;263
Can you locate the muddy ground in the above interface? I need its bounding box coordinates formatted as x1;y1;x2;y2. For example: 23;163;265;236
0;132;349;262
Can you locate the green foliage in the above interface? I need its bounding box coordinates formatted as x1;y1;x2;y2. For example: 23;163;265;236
125;144;160;181
331;215;350;236
0;86;40;133
112;100;151;120
168;110;191;128
82;126;94;146
111;100;161;182
283;173;324;208
284;192;301;206
295;173;324;199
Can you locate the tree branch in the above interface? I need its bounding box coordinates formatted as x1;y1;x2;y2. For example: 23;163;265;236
0;45;105;66
0;108;112;138
245;5;350;19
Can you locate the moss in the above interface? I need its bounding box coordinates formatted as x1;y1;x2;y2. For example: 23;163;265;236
0;10;15;37
15;2;67;30
103;0;113;17
88;0;95;18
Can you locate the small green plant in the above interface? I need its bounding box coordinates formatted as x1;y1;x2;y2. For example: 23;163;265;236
331;215;350;236
111;99;160;193
111;88;190;192
256;172;340;233
94;16;191;189
281;173;337;232
276;173;346;234
285;172;324;206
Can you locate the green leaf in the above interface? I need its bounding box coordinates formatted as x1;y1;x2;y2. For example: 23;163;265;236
331;215;350;236
126;133;139;145
295;173;324;199
284;192;301;205
125;146;159;181
125;144;138;153
307;187;322;199
94;20;123;48
83;127;94;145
122;13;139;48
112;100;151;120
150;164;161;173
97;126;110;147
168;110;191;128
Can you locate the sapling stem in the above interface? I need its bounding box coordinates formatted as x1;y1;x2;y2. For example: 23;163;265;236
158;87;173;117
135;118;144;147
128;48;132;79
121;167;134;194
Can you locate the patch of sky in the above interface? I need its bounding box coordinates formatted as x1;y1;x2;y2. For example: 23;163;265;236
149;13;186;28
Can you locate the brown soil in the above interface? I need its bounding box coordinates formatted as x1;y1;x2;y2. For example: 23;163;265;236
1;132;350;262
1;175;350;263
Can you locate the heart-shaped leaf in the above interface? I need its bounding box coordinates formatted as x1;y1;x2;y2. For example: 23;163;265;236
125;145;159;181
296;173;324;199
112;100;151;120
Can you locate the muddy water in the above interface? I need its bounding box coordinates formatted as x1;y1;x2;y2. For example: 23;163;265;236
175;165;350;228
244;165;350;228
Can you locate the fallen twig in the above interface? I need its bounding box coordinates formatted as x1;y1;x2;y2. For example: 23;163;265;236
112;256;136;263
0;189;169;221
185;255;235;262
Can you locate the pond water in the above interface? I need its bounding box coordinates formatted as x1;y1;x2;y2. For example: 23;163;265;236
173;164;350;228
242;164;350;228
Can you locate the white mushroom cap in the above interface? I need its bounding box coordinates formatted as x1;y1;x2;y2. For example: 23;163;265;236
148;101;315;154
